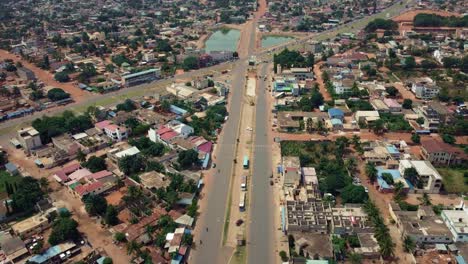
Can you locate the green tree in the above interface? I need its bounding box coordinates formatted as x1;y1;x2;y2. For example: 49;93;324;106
402;99;413;109
442;134;456;144
403;236;415;253
182;56;199;70
84;194;108;216
119;154;146;175
54;72;70;82
105;205;119;226
411;133;420;144
48;216;80;245
403;56;416;69
76;149;86;163
177;149;199;169
11;177;44;213
47;88;70;101
279;250;289;262
114;232;126;242
126;240;141;256
82;156;107;173
341;185;368;203
370;119;385;134
349;252;363;264
365;163;377;184
103;257;113;264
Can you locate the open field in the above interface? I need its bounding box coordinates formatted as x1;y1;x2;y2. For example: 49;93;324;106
437;168;468;193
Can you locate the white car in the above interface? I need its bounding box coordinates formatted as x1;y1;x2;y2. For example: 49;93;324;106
364;187;369;193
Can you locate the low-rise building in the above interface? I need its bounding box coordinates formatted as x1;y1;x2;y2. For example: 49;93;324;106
11;207;58;238
410;77;440;100
389;203;452;244
399;160;442;194
122;68;160;87
441;209;468;243
17;127;42;152
421;138;468;166
354;111;380;125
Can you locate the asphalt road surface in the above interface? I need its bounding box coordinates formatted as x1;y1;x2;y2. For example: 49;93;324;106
247;63;274;264
191;23;255;264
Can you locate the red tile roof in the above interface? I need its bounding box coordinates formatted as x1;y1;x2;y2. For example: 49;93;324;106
160;131;178;141
95;120;112;130
89;170;113;180
53;163;81;182
75;181;104;196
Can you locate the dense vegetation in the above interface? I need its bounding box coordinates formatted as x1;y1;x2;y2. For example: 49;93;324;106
189;105;227;139
365;18;397;32
281;140;352;194
414;14;468;27
273;49;314;73
32;111;93;143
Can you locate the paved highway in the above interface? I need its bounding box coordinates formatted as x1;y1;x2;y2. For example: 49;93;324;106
191;19;257;264
247;63;274;264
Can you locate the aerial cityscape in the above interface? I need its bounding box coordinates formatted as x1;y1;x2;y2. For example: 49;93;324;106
0;0;467;263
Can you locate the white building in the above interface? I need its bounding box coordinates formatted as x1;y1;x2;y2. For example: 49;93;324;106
103;124;128;141
166;120;194;138
441;209;468;242
17;127;42;152
399;160;442;193
411;77;440;100
280;68;314;81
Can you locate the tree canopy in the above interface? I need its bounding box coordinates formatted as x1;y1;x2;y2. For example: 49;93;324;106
341;185;368;203
82;156;107;173
11;177;44;213
177;149;199;169
47;88;70;101
365;18;397;32
414;14;468;27
48;215;80;245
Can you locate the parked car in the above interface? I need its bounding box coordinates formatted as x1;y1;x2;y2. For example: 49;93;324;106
236;219;244;226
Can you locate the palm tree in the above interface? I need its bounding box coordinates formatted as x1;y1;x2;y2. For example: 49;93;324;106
39;177;49;192
393;182;405;200
145;225;155;240
76;149;86;163
365;163;377;184
345;157;357;172
349;252;362;264
306;118;314;133
379;237;395;258
420;193;432;206
351;135;361;148
403;236;415;253
126;240;141;256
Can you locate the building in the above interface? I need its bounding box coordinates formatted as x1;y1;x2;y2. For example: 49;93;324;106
280;68;314;81
166;120;194;138
286;201;374;234
390;203;452;244
17;127;42;152
139;171;170;190
383;98;402;112
122;68;160;87
354;111;380;125
328;108;344;120
11;207;58;238
104;124;128;141
399;160;442;193
415;105;440;132
411;77;440;100
421;138;468;166
0;232;28;263
441;209;468;243
282;156;301;187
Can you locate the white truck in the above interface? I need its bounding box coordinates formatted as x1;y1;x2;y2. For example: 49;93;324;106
241;175;247;191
